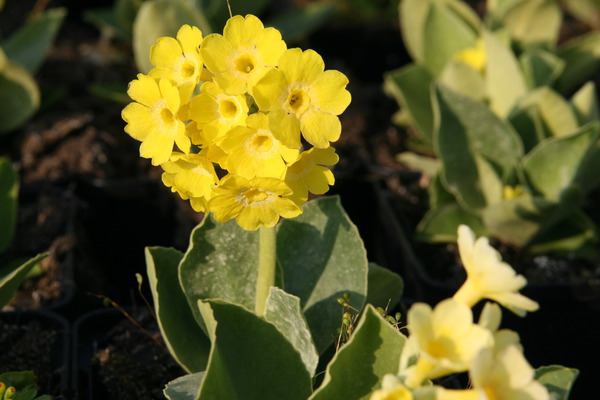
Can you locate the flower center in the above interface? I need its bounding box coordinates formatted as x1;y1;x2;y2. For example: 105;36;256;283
425;340;450;359
243;188;269;204
286;89;309;116
181;60;196;78
234;54;256;74
219;98;239;119
250;133;273;153
160;108;175;124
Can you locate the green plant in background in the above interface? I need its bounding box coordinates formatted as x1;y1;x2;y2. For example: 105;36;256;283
0;371;51;400
0;7;65;133
385;0;600;254
0;158;47;309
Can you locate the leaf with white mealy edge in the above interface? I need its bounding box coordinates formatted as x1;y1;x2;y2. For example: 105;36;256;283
570;81;600;126
264;287;319;376
179;215;260;329
514;87;579;138
0;58;40;134
196;299;313;400
277;196;369;354
164;372;205;400
309;305;407;400
535;366;579;400
146;247;210;373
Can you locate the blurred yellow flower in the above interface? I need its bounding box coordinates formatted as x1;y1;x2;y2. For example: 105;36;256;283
401;299;493;388
201;14;286;95
454;225;539;316
149;24;204;102
122;74;189;165
284;146;338;205
253;48;351;148
208;175;301;230
369;375;413;400
454;39;486;73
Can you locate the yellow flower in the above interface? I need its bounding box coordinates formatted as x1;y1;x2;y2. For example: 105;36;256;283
253;48;351;149
436;345;549;400
478;302;522;353
188;81;249;143
149;25;204;102
453;225;539;316
454;39;486;73
208;174;301;230
122;74;189;165
161;152;218;212
284;146;338;205
201;14;286;95
221;113;299;180
369;375;413;400
401;299;493;388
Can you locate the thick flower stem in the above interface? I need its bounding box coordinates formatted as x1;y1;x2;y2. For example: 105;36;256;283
255;225;277;316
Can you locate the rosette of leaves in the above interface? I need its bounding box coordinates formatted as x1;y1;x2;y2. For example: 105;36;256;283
144;196;407;400
0;7;65;133
0;371;51;400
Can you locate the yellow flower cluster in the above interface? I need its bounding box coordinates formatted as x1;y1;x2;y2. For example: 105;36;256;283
122;15;351;230
369;226;548;400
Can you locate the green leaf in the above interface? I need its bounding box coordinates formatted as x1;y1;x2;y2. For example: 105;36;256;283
146;247;211;373
515;87;579;138
164;372;205;400
562;0;600;27
483;29;528;118
366;263;404;310
399;0;432;63
395;152;439;177
309;305;406;400
384;64;434;144
508;98;551;152
522;123;600;199
570;81;600;126
133;0;210;73
1;8;66;74
0;158;18;253
519;48;565;89
417;202;486;242
179;215;260;328
0;59;40;133
269;3;335;44
497;0;561;46
527;212;597;255
197;300;313;400
0;253;47;308
427;171;457;209
264;287;319;376
438;60;485;101
556;31;600;95
535;365;579;400
434;84;523;210
277;196;369;354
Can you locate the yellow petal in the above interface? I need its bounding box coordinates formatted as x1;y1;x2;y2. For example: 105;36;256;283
223;15;264;48
280;48;324;84
177;24;203;54
140;131;173;165
150;37;183;69
309;70;351;114
122;102;153;140
300;109;341;148
127;74;161;106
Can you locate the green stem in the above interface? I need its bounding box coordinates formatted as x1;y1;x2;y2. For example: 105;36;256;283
255;225;277;316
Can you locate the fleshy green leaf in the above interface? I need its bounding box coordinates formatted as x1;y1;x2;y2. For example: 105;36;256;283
264;287;319;376
366;263;404;310
556;31;600;95
535;365;579;400
277;196;369;354
417;202;486;242
0;158;18;253
179;215;260;328
384;64;435;144
496;0;561;46
514;87;579;138
164;372;205;400
570;81;600;126
438;60;485;102
519;48;565;89
197;299;313;400
309;305;406;400
0;253;47;308
133;0;210;73
1;8;66;74
527;212;597;255
146;246;211;373
0;59;40;133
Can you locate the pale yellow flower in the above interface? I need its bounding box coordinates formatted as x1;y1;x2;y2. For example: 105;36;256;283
453;225;539;316
369;375;413;400
284;146;338;205
454;39;486;73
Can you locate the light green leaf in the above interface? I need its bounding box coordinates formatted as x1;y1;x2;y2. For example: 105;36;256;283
277;196;369;354
179;215;260;328
556;31;600;95
1;8;66;74
438;60;486;101
570;81;600;126
562;0;600;32
508;98;551;152
515;87;579;138
0;59;40;133
427;171;457;209
164;372;205;400
133;0;210;73
528;212;597;255
399;0;432;63
395;152;439;177
269;3;335;43
498;0;561;46
366;263;404;310
197;299;313;400
310;305;406;400
265;287;319;376
0;253;47;308
384;64;435;143
0;158;18;253
522;123;600;199
146;247;211;373
519;48;565;89
483;29;528;117
417;203;486;242
535;365;579;400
